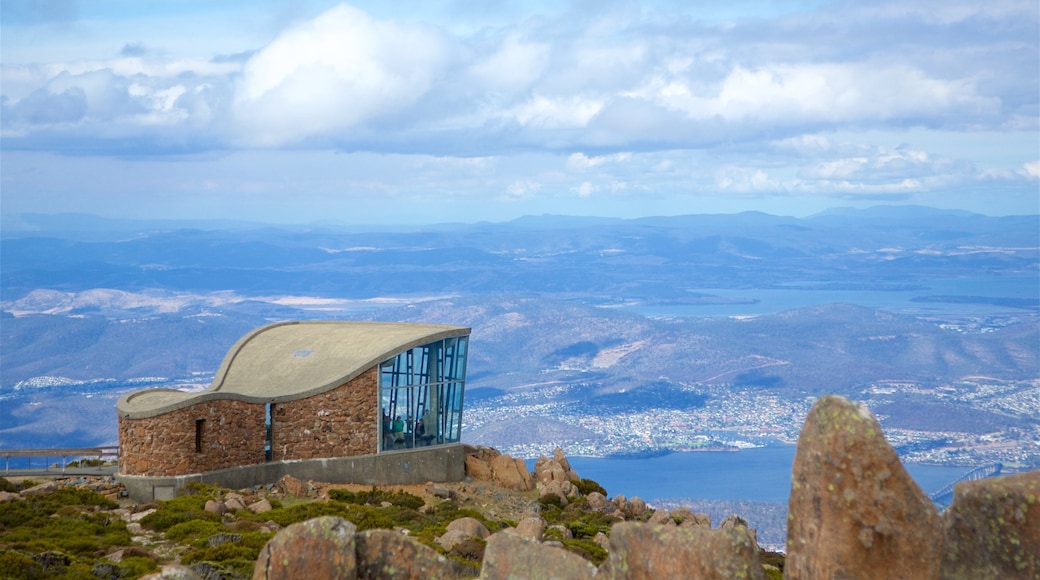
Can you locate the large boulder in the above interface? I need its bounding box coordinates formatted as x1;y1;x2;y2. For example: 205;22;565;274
941;470;1040;578
786;395;942;580
599;522;764;579
356;529;471;579
465;454;493;481
253;516;357;579
480;531;597;580
490;453;533;491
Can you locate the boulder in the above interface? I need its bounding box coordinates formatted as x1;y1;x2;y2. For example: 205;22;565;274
465;455;493;482
139;564;203;579
514;516;545;542
720;514;757;549
203;499;225;515
599;522;764;580
941;470;1040;578
539;479;570;506
553;447;581;482
224;497;247;512
435;529;471;552
276;474;307;497
672;507;710;528
445;516;491;540
0;491;22;502
480;530;597;580
627;496;647;519
357;529;471;579
249;498;273;514
490;453;533;491
20;481;59;496
647;509;675;526
253;516;357;579
786;395;942;580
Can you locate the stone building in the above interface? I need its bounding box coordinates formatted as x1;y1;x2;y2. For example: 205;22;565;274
116;320;470;501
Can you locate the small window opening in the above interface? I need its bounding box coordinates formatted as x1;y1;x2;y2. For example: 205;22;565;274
265;403;274;461
195;419;205;453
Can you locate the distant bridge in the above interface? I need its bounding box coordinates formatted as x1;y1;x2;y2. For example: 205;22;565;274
929;463;1002;508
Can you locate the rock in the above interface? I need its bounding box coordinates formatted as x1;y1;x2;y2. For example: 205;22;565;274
786;395;942;580
539;480;570;506
490;453;533;491
277;474;307;497
548;523;573;540
672;507;710;528
627;496;647;518
480;530;597;580
941;470;1040;578
0;491;22;502
720;514;757;547
465;455;493;482
139;564;203;579
253;516;357;579
435;529;471;551
249;498;273;514
593;531;610;551
130;508;157;522
426;483;453;499
224;497;247;512
204;499;226;515
445;516;491;540
208;533;242;547
647;509;675;526
586;491;610;510
357;529;472;579
599;522;764;580
553;447;580;482
20;481;59;496
514;516;545;542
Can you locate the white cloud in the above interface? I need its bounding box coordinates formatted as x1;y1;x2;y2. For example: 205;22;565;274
469;34;549;94
566;152;632;171
232;4;447;146
1024;161;1040;179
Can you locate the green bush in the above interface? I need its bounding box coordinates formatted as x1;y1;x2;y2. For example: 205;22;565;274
574;478;607;497
329;487;425;510
0;549;42;579
561;538;609;565
165;519;227;543
0;478;16;493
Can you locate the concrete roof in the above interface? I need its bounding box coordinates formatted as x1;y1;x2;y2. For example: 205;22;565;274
117;320;470;419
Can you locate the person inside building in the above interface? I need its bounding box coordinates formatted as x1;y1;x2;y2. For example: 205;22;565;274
392;415;405;447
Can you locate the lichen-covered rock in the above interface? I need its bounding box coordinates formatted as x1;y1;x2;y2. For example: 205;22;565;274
249;498;273;514
357;529;471;579
553;447;581;482
20;481;59;496
599;522;764;579
720;514;757;548
672;507;710;528
539;479;571;506
514;516;545;541
941;470;1040;579
480;530;597;579
786;395;942;580
253;516;357;579
647;508;675;526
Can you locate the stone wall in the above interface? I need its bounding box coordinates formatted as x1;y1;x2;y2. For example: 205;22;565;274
119;399;264;477
271;368;379;461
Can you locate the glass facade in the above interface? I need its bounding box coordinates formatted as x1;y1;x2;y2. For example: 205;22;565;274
379;336;467;452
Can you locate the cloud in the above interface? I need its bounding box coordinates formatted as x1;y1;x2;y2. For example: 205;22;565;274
231;4;447;146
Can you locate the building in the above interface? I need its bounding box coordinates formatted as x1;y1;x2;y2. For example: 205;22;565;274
116;320;470;501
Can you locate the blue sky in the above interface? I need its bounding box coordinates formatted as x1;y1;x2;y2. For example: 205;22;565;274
2;0;1037;224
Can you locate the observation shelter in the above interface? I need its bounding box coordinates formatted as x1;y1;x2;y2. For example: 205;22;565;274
116;320;470;501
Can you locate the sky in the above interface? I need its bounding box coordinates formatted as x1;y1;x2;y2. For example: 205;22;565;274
1;0;1038;225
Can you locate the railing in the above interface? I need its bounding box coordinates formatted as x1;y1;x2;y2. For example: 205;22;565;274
1;447;119;475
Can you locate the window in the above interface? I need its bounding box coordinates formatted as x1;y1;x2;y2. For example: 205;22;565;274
265;403;274;461
195;419;205;453
379;336;468;452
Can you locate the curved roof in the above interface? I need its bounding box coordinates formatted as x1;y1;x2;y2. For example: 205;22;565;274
117;320;470;419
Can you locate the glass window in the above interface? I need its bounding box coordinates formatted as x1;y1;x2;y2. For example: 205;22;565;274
379;336;467;452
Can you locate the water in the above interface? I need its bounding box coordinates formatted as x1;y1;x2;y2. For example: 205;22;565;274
621;276;1039;318
561;445;972;503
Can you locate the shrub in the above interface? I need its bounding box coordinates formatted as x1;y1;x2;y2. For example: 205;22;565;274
574;478;607;496
562;538;609;565
165;520;227;543
0;478;16;493
537;494;564;509
0;549;41;579
328;487;424;510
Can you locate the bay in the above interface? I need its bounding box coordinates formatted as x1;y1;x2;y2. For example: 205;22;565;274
561;445;972;504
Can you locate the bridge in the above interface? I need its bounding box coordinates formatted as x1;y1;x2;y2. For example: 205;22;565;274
929;463;1003;508
1;447;119;477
